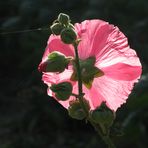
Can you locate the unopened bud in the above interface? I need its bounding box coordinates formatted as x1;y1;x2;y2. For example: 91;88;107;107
38;52;70;73
50;82;72;101
58;13;70;25
50;23;64;35
61;28;77;44
90;102;115;127
68;99;90;120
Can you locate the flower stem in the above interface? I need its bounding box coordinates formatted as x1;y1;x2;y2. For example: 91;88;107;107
73;42;89;116
73;41;116;148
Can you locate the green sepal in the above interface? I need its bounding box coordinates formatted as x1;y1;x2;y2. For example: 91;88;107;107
70;57;104;89
83;57;96;66
94;67;104;77
83;79;93;89
70;71;77;81
50;82;72;101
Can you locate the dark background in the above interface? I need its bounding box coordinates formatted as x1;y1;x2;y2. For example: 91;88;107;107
0;0;148;147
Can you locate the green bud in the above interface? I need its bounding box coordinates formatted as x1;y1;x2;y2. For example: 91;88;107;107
90;102;115;127
61;28;77;44
50;23;64;35
58;13;70;25
45;51;70;73
50;82;72;101
68;99;90;120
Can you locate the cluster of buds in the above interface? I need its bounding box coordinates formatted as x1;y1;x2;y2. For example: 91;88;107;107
39;14;76;104
50;13;77;44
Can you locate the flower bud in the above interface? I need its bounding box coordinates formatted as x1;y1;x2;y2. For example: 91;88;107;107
90;102;115;127
50;23;64;35
50;82;72;101
58;13;70;25
38;51;70;73
68;99;90;120
61;28;77;44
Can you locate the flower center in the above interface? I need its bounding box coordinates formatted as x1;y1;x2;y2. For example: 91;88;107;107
70;57;104;89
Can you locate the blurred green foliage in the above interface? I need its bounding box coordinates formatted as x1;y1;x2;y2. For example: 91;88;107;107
0;0;148;147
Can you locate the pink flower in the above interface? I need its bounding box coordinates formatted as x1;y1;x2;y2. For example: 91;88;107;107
39;20;142;111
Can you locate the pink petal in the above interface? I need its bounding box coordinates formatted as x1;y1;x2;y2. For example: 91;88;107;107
74;20;108;59
93;25;141;68
101;63;142;81
42;35;74;61
75;20;141;69
42;66;73;86
96;46;141;68
92;75;139;111
82;86;105;110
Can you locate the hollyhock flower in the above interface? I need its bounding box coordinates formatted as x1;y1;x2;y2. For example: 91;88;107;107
39;19;142;111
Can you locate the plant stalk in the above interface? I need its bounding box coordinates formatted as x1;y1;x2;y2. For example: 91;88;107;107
73;42;88;116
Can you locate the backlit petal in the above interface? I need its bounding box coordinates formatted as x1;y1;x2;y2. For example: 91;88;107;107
92;75;139;111
101;63;142;81
42;35;74;62
42;66;73;86
74;20;108;59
